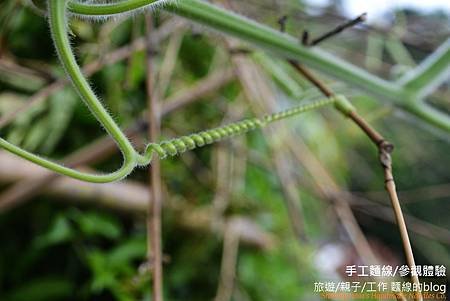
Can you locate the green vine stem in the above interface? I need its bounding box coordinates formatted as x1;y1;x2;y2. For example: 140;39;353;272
68;0;165;16
1;0;448;183
398;39;450;96
0;0;342;183
68;0;450;133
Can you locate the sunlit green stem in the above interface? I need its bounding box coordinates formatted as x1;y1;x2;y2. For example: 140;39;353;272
69;0;403;101
1;0;339;183
68;0;450;133
405;98;450;133
1;0;448;184
68;0;162;16
399;39;450;97
0;0;138;183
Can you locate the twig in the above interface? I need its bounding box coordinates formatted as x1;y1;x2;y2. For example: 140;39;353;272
145;14;163;301
308;13;367;46
162;68;234;114
274;16;420;298
277;15;288;33
214;222;240;301
289;59;423;301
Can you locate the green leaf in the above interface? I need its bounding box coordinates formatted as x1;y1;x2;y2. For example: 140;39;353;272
40;87;77;154
108;238;146;266
86;250;117;292
3;277;73;301
72;211;123;240
34;215;73;248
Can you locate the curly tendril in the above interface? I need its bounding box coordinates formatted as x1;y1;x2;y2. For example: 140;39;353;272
136;98;336;165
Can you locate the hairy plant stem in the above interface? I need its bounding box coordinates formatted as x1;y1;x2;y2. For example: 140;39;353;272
0;0;338;183
1;0;448;183
68;0;450;132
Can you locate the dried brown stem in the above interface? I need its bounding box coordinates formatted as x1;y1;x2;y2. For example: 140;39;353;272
214;222;240;301
308;13;367;46
145;14;163;301
0;151;275;248
289;59;422;301
162;68;234;114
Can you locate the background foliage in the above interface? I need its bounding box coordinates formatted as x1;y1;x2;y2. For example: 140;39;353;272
0;0;449;300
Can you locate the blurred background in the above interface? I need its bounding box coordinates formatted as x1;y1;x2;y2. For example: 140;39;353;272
0;0;449;300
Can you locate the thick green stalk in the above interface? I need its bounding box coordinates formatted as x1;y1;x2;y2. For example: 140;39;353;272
68;0;162;16
1;0;339;183
405;98;450;133
399;39;450;97
69;0;403;101
0;0;138;183
2;0;448;183
68;0;450;133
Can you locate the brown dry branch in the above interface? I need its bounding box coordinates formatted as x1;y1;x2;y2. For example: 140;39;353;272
214;221;241;301
222;25;408;293
145;15;163;301
0;151;274;249
289;60;422;301
285;15;422;297
307;13;367;46
241;54;382;264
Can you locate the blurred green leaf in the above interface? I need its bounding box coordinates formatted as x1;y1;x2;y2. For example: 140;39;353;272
71;211;122;240
3;277;73;301
34;215;73;249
